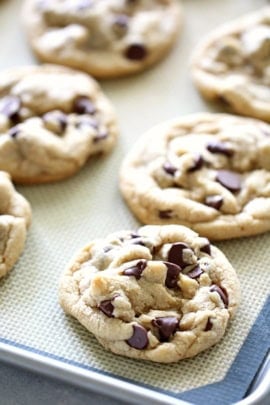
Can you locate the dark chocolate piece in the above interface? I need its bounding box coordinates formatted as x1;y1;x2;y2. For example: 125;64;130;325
123;260;147;279
205;195;223;210
216;170;241;192
152;317;179;342
126;324;148;349
164;261;181;289
210;285;228;308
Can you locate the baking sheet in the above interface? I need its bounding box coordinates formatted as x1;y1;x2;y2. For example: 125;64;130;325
0;0;269;404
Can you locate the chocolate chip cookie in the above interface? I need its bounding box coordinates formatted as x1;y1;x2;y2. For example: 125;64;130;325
0;65;118;184
120;113;270;240
22;0;182;78
59;225;240;363
192;7;270;122
0;171;31;278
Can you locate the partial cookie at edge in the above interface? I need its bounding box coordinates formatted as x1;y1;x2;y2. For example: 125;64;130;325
0;171;31;278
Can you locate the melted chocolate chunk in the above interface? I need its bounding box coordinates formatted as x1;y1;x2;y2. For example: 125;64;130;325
77;117;98;129
129;237;145;247
207;141;234;157
187;265;203;279
205;195;223;210
126;324;148;350
43;111;67;132
73;96;96;115
130;232;140;238
9;126;20;139
113;14;129;29
103;246;113;253
216;170;241;192
125;44;147;61
76;0;93;10
187;154;204;172
99;297;117;318
168;243;193;269
93;132;108;143
163;162;177;176
123;260;147;279
159;210;173;219
0;96;21;122
200;241;211;256
205;318;213;331
164;262;181;289
152;317;179;342
210;285;228;308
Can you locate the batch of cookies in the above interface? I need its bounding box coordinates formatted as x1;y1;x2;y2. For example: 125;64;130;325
0;1;269;364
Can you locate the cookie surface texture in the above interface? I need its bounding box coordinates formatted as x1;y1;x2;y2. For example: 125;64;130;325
0;171;31;278
0;65;118;184
59;225;240;363
191;7;270;122
22;0;182;78
120;113;270;240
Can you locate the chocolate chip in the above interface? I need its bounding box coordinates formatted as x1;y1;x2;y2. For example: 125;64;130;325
76;0;93;10
130;232;140;238
129;238;145;247
73;96;96;115
113;14;129;29
99;297;117;318
159;210;173;219
164;262;181;289
93;132;108;143
163;162;177;176
123;260;147;279
77;117;98;129
210;285;228;308
9;126;20;139
103;246;113;253
205;318;213;331
216;170;241;192
187;265;203;279
207;141;234;157
200;241;211;256
126;324;148;350
43;111;67;133
205;195;223;210
0;96;21;122
152;317;179;342
168;243;193;269
187;154;204;172
125;44;147;61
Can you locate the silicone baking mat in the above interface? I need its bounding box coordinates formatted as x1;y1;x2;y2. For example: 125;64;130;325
0;1;269;404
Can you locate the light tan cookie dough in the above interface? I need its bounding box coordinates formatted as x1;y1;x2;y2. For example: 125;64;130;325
0;171;31;278
120;113;270;240
0;65;118;184
59;225;240;363
22;0;182;79
191;8;270;122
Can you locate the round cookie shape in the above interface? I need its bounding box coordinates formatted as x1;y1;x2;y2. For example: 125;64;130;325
0;65;118;184
22;0;182;79
0;171;31;278
191;7;270;122
59;225;240;363
120;113;270;240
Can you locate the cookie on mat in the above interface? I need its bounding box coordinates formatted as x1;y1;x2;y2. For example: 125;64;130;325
22;0;182;79
59;225;240;363
0;171;31;279
191;8;270;122
0;65;118;184
120;113;270;240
